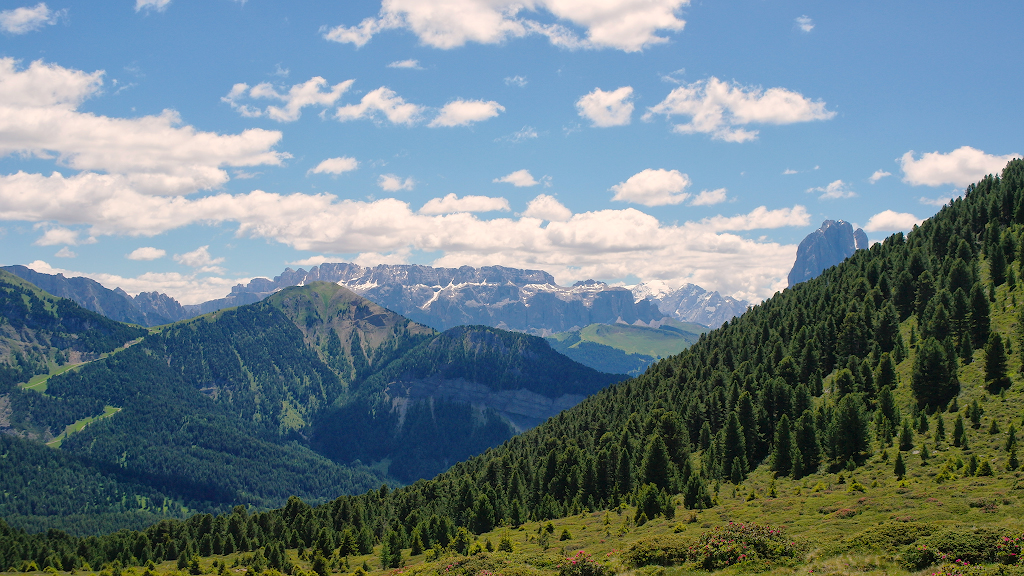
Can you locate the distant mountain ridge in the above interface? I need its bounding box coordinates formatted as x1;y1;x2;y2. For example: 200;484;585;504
787;219;869;287
3;262;749;332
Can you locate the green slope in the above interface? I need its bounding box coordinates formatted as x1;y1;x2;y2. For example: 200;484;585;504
547;319;707;375
7;160;1024;575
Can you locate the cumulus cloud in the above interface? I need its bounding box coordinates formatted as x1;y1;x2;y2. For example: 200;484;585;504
0;3;62;34
863;210;922;232
335;87;423;125
419;193;510;215
222;77;353;122
309;156;359;175
900;146;1020;187
505;75;527;87
27;260;247;305
611;168;691;206
2;171;812;301
919;196;953;207
387;59;422;69
522;194;572;222
868;170;892;183
689;188;727;206
429;99;505;127
127;246;166;261
795;15;814;32
323;0;689;52
808;179;856;200
378;174;415;191
494;169;538;187
33;225;84;246
644;76;834;142
0;58;288;195
174;245;225;273
576;86;634;127
135;0;171;12
54;246;75;258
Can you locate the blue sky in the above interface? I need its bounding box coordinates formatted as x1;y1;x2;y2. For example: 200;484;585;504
0;0;1021;304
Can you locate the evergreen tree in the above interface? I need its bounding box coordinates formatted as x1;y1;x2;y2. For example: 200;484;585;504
722;412;747;483
953;414;966;447
379;530;403;569
899;421;914;451
640;434;671;490
934;413;946;443
971;282;991;347
829;394;868;463
770;414;794;477
985;332;1011;392
911;337;960;408
894;451;906;479
991;242;1008;286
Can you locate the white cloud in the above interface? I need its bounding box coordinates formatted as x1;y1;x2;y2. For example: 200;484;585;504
54;246;76;258
919;196;953;207
497;126;538;143
0;3;61;34
611;168;691;206
323;0;689;53
309;156;359;175
27;260;248;305
0;58;288;196
494;169;538;187
419;193;510;215
868;170;892;183
863;210;922;232
135;0;171;12
127;246;166;261
900;146;1020;187
689;188;727;206
522;194;572;222
335;86;423;125
505;75;527;87
691;205;810;232
429;99;505;127
644;76;835;142
795;15;814;32
783;169;798;175
33;225;83;246
377;174;415;191
576;86;634;127
222;77;353;122
808;179;856;200
3;174;812;301
387;59;422;69
174;245;225;273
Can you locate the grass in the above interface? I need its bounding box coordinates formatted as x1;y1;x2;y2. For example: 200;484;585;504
17;337;145;395
45;406;120;448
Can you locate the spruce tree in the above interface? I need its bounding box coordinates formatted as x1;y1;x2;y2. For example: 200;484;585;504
971;282;991;347
912;337;960;408
934;414;946;443
770;414;794;477
894;451;906;479
953;414;966;447
985;332;1011;392
899;421;914;451
641;434;671;490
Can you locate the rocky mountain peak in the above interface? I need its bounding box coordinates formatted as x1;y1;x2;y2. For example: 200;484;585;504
787;219;869;287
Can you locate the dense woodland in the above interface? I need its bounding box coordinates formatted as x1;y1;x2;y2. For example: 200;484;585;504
3;159;1024;574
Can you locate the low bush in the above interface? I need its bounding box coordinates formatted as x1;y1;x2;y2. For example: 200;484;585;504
623;522;802;571
901;528;1006;569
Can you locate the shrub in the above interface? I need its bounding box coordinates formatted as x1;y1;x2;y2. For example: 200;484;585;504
557;550;611;576
623;522;801;570
901;528;1005;569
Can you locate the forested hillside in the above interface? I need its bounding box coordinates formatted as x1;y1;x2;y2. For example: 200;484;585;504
4;160;1023;574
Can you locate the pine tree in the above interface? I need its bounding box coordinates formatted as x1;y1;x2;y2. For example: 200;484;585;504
722;412;747;483
1008;446;1020;471
985;332;1011;392
991;242;1008;287
953;414;966;447
934;413;946;443
912;337;960;408
640;434;671;490
899;421;914;451
971;282;991;347
894;451;906;479
770;414;794;477
1006;424;1018;451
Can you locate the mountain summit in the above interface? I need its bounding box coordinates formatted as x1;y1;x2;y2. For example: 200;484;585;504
787;219;869;287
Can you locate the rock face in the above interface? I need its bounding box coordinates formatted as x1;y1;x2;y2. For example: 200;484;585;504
222;263;666;334
787;220;869;287
631;281;749;327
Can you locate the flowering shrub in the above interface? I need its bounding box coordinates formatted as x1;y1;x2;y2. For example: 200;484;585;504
996;534;1024;565
623;522;801;571
557;551;611;576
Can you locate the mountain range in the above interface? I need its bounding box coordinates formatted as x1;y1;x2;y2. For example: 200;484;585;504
3;263;748;334
0;274;623;534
